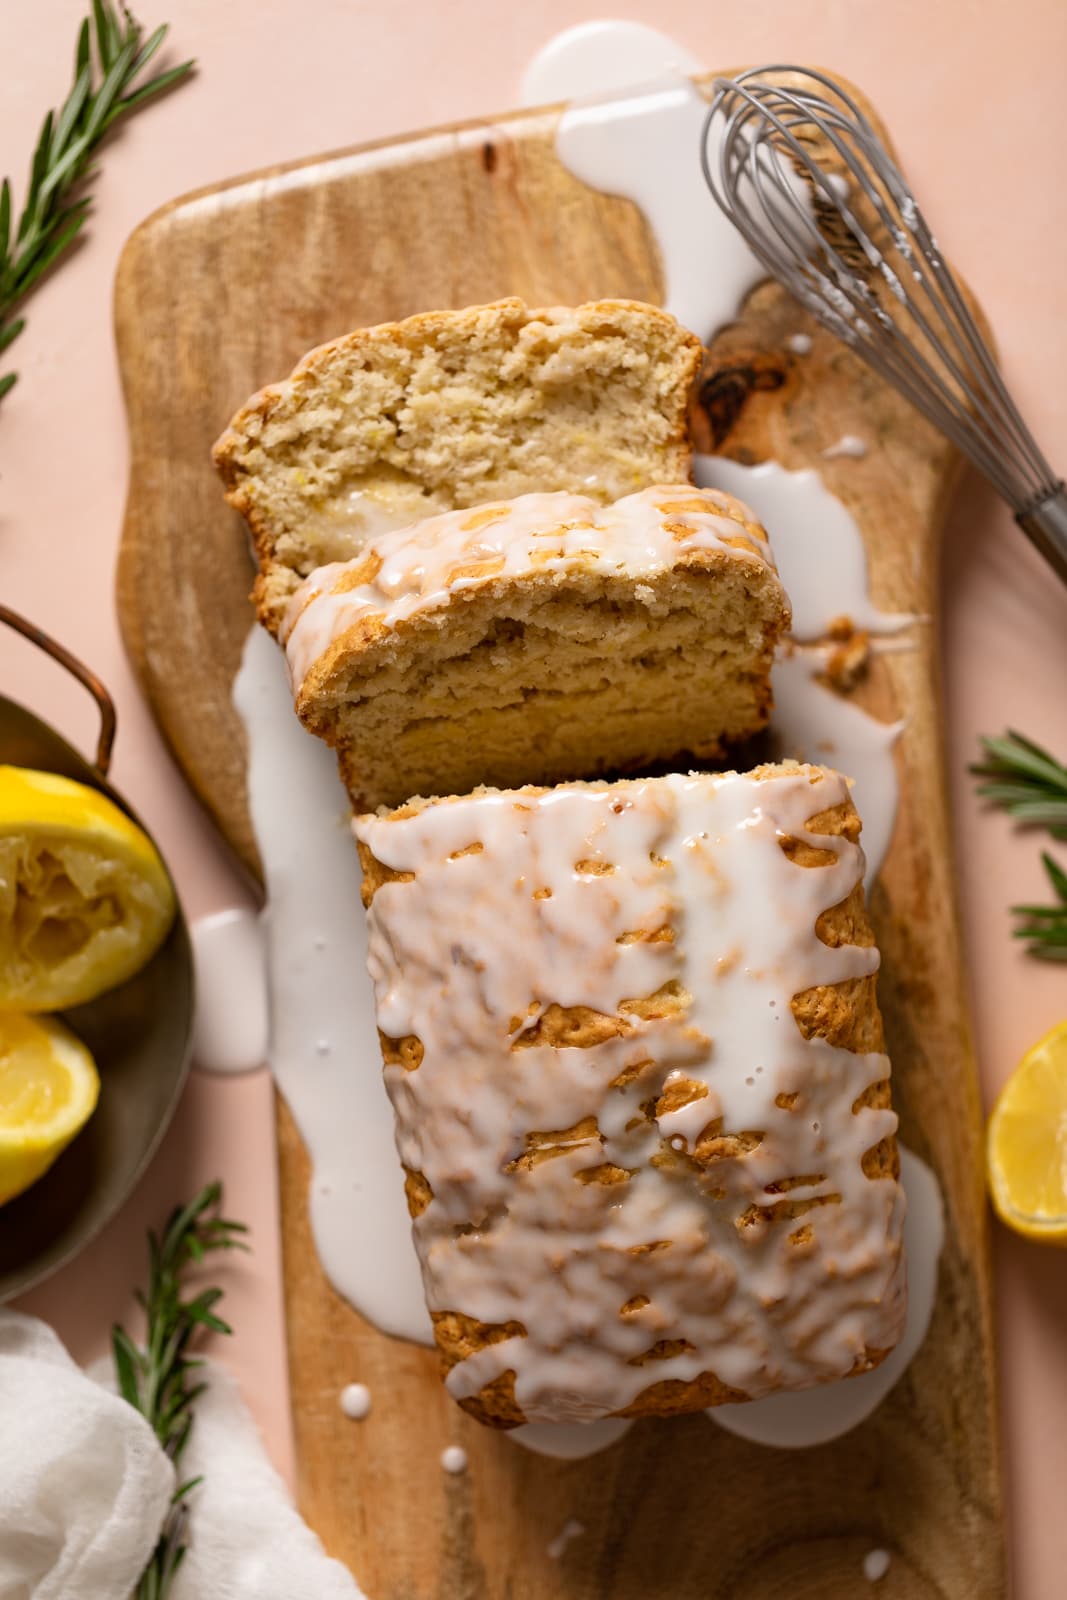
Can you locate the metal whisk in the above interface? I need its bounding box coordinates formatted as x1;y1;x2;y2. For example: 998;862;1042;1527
701;66;1067;583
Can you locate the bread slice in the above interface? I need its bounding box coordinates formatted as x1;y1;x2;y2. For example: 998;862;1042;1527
283;485;791;811
213;299;703;633
355;763;906;1428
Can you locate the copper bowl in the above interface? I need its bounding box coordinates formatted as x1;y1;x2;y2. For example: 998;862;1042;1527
0;606;193;1300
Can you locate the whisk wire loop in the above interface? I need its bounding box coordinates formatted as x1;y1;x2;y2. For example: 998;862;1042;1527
701;65;1066;578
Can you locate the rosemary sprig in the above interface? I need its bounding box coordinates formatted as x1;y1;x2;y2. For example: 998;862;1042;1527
0;1;194;402
972;730;1067;960
112;1182;248;1599
1012;853;1067;962
971;730;1067;840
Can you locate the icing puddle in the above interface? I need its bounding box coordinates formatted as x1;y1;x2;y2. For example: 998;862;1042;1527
210;16;948;1470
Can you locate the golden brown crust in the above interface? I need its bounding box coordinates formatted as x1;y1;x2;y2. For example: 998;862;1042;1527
362;767;900;1427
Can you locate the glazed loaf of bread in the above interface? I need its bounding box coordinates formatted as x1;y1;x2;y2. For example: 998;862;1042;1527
283;485;790;810
355;762;906;1428
213;298;703;634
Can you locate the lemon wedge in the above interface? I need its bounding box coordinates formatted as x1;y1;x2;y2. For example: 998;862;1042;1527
987;1021;1067;1245
0;1012;100;1204
0;765;176;1011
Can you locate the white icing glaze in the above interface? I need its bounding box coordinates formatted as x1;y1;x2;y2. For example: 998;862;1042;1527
555;77;766;342
711;1146;941;1447
340;1382;372;1420
823;435;869;460
190;909;269;1075
694;456;911;640
282;485;773;696
521;22;703;106
770;647;904;886
864;1549;892;1583
356;768;905;1424
511;1418;632;1458
234;626;431;1346
440;1446;468;1475
546;1518;586;1560
786;333;813;355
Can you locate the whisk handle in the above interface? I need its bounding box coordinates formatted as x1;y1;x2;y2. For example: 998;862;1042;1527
1016;485;1067;586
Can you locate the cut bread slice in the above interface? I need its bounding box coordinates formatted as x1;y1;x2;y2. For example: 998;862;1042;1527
283;485;790;811
212;299;703;632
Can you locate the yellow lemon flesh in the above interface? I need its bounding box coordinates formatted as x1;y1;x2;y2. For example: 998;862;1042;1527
0;765;175;1011
987;1021;1067;1245
0;1012;100;1204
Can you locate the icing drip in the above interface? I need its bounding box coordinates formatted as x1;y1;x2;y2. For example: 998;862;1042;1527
234;627;431;1347
769;648;904;886
694;457;911;640
823;435;869;460
356;768;905;1424
512;1418;632;1457
190;909;268;1075
711;1145;941;1446
282;485;774;696
520;21;703;106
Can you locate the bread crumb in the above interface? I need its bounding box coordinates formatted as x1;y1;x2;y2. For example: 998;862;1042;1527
820;618;870;692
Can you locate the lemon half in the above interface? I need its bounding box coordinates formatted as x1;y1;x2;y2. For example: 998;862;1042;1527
0;765;176;1011
0;1012;100;1203
987;1021;1067;1245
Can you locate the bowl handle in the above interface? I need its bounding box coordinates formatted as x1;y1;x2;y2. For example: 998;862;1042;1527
0;604;116;778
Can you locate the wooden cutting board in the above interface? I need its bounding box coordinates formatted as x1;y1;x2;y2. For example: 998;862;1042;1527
115;72;1006;1600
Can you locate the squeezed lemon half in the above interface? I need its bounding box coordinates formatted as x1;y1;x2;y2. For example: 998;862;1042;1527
0;1012;100;1203
987;1021;1067;1245
0;765;175;1011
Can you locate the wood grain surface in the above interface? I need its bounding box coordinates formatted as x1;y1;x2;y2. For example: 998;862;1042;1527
115;74;1006;1600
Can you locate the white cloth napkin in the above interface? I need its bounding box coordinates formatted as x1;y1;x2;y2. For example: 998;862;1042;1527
0;1311;364;1600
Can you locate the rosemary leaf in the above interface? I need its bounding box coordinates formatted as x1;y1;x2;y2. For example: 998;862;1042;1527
0;2;194;400
0;178;11;265
1012;850;1067;960
972;729;1067;841
973;731;1067;957
114;1182;247;1600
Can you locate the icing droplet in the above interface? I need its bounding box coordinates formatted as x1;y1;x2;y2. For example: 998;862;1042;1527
340;1383;372;1420
786;332;813;355
441;1445;469;1475
863;1549;891;1583
547;1518;586;1560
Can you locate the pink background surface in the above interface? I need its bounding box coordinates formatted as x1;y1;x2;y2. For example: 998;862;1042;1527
2;1;1066;1592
